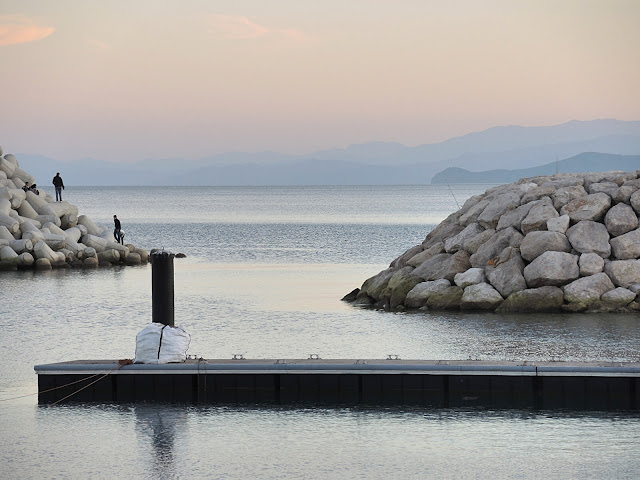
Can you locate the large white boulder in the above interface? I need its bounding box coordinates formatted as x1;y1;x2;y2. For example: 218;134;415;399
560;192;611;222
604;203;638;237
565;221;611;258
601;287;637;307
547;214;570;233
604;260;640;288
470;227;523;268
454;268;486;288
523;251;579;287
460;283;504;310
630;190;640;214
563;273;615;304
520;231;570;262
444;223;484;253
485;246;527;297
610;228;640;260
521;197;559;234
477;192;521;229
405;279;452;309
579;253;604;276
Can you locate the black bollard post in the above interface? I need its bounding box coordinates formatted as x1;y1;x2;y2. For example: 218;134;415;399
151;251;175;327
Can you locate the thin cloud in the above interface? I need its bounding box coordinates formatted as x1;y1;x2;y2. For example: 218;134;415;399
0;14;55;47
92;40;112;51
209;14;306;41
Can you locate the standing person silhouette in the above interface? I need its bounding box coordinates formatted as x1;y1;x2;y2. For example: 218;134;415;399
52;172;65;201
113;215;124;244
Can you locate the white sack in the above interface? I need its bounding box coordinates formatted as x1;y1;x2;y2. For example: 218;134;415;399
134;323;190;364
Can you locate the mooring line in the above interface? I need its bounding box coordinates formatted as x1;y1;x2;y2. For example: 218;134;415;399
0;361;131;404
49;363;127;406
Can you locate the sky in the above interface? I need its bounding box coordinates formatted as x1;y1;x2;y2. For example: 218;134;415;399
0;0;639;162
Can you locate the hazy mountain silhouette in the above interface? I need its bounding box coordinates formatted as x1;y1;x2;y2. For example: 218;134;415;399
13;119;640;185
431;153;640;184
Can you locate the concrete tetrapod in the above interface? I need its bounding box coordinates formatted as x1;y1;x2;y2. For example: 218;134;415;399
0;146;150;272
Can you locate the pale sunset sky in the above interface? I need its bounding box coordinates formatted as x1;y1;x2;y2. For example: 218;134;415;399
1;0;639;162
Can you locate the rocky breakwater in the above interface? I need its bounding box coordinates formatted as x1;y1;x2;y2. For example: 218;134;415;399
343;170;640;313
0;146;149;271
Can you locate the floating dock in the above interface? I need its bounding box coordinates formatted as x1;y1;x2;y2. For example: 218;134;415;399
35;358;640;410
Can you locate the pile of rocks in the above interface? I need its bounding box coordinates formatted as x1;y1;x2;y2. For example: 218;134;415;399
343;170;640;313
0;146;149;270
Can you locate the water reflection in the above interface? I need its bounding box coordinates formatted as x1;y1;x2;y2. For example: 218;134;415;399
15;400;640;479
134;405;186;479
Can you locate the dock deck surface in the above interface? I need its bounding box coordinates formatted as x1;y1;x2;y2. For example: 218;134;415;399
35;358;640;376
34;359;640;409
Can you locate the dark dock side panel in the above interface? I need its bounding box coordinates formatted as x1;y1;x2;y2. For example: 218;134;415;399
35;359;640;410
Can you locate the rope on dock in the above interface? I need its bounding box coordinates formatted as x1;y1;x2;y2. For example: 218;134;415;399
0;360;132;404
48;361;130;406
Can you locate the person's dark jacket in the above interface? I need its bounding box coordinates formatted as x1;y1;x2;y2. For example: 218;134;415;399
114;218;121;230
52;175;64;188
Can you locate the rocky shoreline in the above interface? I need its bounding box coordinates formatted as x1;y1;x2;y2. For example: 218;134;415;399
0;147;149;270
343;170;640;313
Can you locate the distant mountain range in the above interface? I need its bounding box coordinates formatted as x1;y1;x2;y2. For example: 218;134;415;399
11;118;640;185
431;153;640;184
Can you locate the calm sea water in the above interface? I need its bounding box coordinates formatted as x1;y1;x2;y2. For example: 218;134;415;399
1;185;639;479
